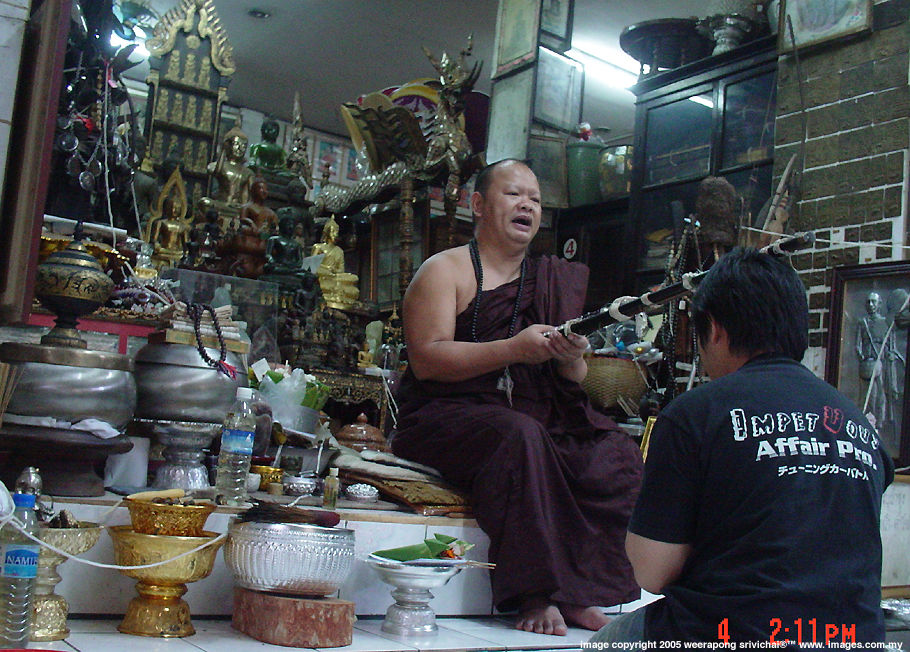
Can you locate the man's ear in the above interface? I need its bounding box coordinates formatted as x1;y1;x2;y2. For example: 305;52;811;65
469;191;483;218
709;318;729;348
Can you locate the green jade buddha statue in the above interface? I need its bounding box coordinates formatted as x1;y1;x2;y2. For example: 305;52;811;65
249;119;289;171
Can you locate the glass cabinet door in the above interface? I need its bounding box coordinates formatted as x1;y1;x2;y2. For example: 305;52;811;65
721;70;776;170
643;90;715;186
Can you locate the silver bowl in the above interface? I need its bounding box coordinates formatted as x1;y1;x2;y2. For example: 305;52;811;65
283;474;318;496
0;343;136;429
133;343;245;424
224;519;355;596
366;556;462;635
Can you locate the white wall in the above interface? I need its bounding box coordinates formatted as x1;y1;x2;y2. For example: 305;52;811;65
0;0;30;215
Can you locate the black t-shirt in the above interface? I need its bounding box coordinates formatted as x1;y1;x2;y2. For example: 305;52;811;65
631;354;894;644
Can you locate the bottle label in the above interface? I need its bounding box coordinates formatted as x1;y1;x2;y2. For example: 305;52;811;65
0;543;39;579
221;428;255;454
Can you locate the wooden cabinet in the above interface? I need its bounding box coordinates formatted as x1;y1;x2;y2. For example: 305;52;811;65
555;196;631;313
628;36;777;291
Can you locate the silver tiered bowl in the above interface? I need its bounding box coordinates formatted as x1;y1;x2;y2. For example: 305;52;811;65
366;556;462;636
138;419;221;491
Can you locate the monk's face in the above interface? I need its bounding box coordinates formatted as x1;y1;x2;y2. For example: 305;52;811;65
472;161;541;248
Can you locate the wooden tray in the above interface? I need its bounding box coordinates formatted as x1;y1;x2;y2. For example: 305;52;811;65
340;470;472;517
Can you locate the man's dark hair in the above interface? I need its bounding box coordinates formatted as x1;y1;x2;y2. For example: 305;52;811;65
474;158;529;197
691;247;808;361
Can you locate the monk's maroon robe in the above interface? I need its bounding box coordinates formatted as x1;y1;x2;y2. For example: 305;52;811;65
392;255;643;612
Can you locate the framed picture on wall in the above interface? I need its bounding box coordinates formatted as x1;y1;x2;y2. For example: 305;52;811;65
825;261;910;466
315;139;345;183
539;0;574;52
493;0;541;78
526;133;568;208
486;66;534;163
533;47;583;133
779;0;872;51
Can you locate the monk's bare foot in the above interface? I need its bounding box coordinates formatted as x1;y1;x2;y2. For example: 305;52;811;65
559;603;610;631
515;597;568;636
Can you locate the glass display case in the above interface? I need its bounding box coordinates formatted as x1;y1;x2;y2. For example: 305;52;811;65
628;36;777;287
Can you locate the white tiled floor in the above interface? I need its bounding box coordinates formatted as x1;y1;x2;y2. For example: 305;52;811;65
26;616;601;651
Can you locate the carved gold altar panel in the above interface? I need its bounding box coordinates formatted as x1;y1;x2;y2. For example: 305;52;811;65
143;0;234;214
311;369;389;433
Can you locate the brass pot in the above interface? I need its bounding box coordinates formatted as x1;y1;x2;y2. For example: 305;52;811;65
107;525;224;637
34;238;114;349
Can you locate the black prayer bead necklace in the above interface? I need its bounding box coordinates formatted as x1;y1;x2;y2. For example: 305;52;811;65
468;238;527;405
186;302;235;378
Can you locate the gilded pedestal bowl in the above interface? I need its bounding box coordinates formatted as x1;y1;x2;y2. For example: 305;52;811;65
107;525;224;637
30;522;102;641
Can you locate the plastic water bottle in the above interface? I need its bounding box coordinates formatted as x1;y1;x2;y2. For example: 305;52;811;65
215;387;257;506
0;492;40;647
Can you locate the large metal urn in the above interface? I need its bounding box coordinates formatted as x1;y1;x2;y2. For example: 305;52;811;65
133;343;245;423
0;232;134;496
133;342;246;490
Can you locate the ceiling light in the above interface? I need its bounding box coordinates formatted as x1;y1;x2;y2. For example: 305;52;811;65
566;48;637;90
247;8;271;19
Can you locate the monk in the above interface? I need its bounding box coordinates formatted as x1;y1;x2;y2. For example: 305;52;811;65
392;159;643;636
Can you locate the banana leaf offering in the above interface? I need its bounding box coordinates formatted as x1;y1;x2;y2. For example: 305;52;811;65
373;533;475;561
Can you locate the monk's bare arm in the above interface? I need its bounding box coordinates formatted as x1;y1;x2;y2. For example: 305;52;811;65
404;252;553;382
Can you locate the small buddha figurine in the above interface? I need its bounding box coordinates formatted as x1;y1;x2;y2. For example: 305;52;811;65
249;118;288;171
199;125;255;223
149;197;190;268
239;177;278;235
264;214;305;276
146;166;192;269
311;216;359;309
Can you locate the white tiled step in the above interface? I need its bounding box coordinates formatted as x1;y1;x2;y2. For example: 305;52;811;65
41;616;601;651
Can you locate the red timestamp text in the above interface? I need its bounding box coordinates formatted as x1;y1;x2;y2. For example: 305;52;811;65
716;618;858;644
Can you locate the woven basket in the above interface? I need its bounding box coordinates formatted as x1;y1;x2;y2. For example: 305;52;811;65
581;356;648;410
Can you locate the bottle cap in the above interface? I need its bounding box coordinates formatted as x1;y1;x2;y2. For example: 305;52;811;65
12;492;36;508
329;467;338;477
236;386;254;401
15;466;42;496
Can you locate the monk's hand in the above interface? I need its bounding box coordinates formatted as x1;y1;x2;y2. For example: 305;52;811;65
546;330;588;364
546;329;589;383
512;325;563;365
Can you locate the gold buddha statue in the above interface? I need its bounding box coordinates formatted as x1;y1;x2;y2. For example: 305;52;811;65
145;166;191;269
311;216;359;309
199;125;255;227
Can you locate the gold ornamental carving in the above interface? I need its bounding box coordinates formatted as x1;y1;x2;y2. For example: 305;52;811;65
146;0;236;76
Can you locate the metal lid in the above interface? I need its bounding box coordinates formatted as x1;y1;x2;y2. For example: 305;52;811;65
134;342;234;369
0;342;134;371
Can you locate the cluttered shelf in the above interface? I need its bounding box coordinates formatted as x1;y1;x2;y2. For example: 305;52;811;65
51;491;479;527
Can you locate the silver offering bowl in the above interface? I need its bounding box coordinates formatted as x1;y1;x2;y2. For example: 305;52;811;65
30;522;102;641
140;419;221;491
366;556;462;636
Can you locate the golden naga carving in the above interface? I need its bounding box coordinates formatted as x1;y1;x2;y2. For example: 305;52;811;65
317;35;481;217
421;34;481;201
146;0;236;76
